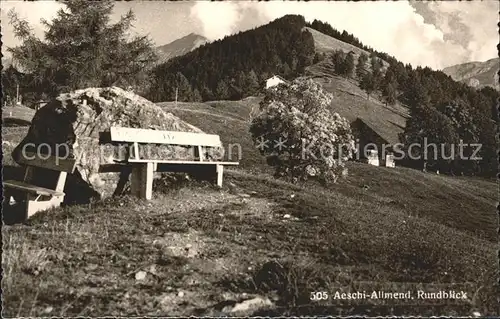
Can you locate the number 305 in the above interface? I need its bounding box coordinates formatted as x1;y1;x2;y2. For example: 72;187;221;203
310;292;329;300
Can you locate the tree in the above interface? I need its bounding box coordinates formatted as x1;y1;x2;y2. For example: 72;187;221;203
250;78;355;184
371;55;382;78
295;29;315;73
404;75;430;108
343;52;355;78
356;53;368;79
288;49;299;72
382;68;398;105
370;56;383;93
192;88;202;102
383;82;397;105
1;65;25;105
360;72;375;100
400;104;459;172
7;0;157;101
175;72;193;102
228;77;244;100
245;70;260;95
332;50;346;75
313;52;326;63
200;85;214;101
281;62;292;78
215;80;230;100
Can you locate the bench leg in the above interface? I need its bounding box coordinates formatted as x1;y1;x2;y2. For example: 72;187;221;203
130;163;154;200
25;194;65;218
216;164;223;188
25;193;37;219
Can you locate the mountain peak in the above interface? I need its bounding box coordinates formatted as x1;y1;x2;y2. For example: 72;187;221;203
186;32;205;39
443;58;499;90
156;33;208;63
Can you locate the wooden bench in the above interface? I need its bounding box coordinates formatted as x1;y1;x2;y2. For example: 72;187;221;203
110;126;239;200
3;151;76;218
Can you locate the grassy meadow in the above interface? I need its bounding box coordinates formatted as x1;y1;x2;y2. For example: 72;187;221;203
1;99;497;317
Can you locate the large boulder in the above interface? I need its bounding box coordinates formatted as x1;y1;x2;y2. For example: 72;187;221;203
12;87;210;202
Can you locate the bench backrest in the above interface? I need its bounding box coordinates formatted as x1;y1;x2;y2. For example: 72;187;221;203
18;151;77;173
110;127;222;147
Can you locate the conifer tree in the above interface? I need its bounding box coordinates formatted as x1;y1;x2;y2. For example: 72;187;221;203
332;50;346;75
192;88;202;102
246;70;260;95
360;72;375;100
215;80;230;100
383;82;397;105
7;0;157;100
343;52;355;78
382;67;398;105
356;53;368;79
175;72;193;102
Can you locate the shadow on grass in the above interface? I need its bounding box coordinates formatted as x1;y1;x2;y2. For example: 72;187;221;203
153;172;220;196
2;202;27;225
2;118;31;127
2;166;28;225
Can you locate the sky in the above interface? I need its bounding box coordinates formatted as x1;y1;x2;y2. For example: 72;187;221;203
1;1;498;70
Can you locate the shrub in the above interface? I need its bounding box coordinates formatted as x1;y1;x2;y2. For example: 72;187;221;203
250;78;354;184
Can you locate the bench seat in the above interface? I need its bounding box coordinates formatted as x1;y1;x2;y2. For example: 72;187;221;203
115;159;239;165
3;180;64;196
3;151;76;219
109;126;240;200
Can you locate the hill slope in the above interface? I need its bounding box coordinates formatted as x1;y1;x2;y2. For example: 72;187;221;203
442;58;499;90
305;26;369;56
313;75;407;145
304;28;407;145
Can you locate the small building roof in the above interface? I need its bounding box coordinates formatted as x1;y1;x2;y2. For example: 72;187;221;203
353;117;402;146
267;74;288;83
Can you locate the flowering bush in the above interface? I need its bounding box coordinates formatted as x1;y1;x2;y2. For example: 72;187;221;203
250;78;355;184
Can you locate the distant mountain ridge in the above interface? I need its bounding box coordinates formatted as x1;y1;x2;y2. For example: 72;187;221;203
155;33;208;64
442;58;499;90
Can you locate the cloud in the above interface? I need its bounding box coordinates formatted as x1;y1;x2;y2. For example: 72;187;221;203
189;1;245;41
2;1;495;70
1;1;64;55
1;1;64;38
411;1;498;65
190;1;497;70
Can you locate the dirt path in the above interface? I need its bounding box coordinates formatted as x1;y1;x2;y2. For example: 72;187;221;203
134;189;279;315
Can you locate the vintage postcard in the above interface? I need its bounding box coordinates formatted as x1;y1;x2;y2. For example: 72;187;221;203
1;0;497;317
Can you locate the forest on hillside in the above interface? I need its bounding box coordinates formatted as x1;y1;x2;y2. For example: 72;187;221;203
147;15;315;102
308;18;498;177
